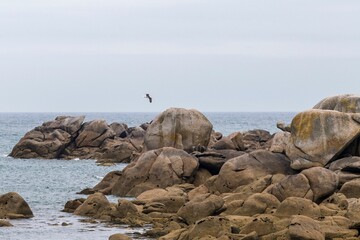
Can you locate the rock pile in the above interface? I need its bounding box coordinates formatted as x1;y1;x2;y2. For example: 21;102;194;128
9;116;145;163
11;95;360;239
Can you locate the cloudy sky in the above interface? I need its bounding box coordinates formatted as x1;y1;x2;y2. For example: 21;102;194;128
1;0;360;112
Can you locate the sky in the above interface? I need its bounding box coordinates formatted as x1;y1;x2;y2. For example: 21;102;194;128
1;0;360;112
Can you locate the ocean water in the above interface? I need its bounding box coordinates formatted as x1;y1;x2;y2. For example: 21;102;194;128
0;112;296;240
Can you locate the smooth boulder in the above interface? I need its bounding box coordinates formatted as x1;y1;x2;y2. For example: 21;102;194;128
144;108;213;152
211;150;294;193
286;109;360;170
112;147;199;197
0;192;33;219
313;94;360;113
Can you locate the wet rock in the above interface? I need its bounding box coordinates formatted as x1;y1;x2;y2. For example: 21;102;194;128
74;193;111;218
109;233;132;240
0;219;13;227
87;171;122;195
0;192;33;219
111;147;199;197
63;198;86;213
144;108;213;153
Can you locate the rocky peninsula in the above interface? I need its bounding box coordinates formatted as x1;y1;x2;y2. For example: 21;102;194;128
6;94;360;240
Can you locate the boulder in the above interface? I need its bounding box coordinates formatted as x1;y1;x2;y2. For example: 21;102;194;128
188;216;232;239
267;167;338;203
231;193;280;216
287;215;325;240
274;197;321;218
339;178;360;198
0;219;13;227
269;132;290;154
75;120;116;147
285;109;360;170
111;147;199;197
242;129;272;151
109;234;132;240
328;156;360;185
0;192;33;219
74;193;111;218
63;198;86;213
137;187;187;213
109;122;128;137
86;171;122;195
313;94;360;113
96;138;139;163
144;108;213;152
345;198;360;224
240;214;280;236
177;194;224;224
194;150;245;175
211;150;294;193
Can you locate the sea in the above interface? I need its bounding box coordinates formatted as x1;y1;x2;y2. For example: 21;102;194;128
0;112;296;240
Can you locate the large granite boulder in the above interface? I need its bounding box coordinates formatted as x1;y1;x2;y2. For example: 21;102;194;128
10;116;85;159
111;147;199;197
0;192;33;219
286;109;360;170
267;167;338;203
313;94;360;113
74;193;111;218
210;150;295;193
144;108;213;152
137;187;187;213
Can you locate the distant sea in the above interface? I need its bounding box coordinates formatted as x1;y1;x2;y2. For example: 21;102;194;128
0;112;296;240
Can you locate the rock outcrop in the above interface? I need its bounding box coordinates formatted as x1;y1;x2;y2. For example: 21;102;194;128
10;116;144;162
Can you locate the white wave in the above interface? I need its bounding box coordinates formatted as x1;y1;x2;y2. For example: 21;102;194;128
93;175;103;180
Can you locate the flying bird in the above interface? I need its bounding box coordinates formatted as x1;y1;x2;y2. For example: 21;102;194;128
145;94;152;103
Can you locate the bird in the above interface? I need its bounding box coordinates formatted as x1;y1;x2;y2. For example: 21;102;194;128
145;93;152;103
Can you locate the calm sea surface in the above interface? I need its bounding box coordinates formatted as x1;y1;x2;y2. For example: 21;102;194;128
0;112;296;240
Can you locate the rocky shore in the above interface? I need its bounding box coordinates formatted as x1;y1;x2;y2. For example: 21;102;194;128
5;94;360;239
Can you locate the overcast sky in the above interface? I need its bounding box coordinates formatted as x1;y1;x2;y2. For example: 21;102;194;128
1;0;360;112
